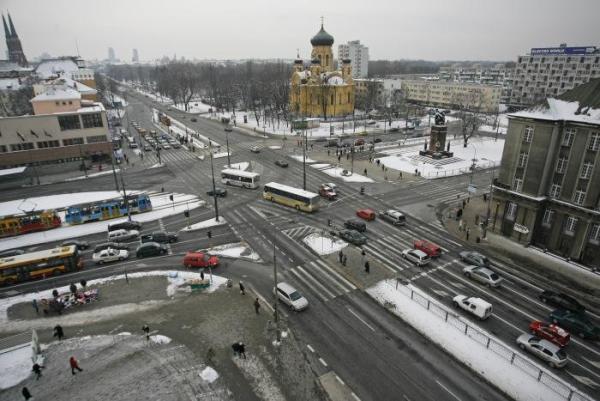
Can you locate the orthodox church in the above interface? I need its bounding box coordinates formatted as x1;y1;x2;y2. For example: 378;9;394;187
290;23;354;118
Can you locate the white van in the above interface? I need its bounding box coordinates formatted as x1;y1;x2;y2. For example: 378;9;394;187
276;282;308;311
107;229;139;243
380;209;406;226
452;295;492;320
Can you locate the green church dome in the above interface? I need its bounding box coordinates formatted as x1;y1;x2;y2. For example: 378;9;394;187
310;25;334;46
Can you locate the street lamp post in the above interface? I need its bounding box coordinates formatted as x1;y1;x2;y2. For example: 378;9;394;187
273;243;281;343
119;170;132;221
482;168;495;239
78;144;88;179
208;139;220;222
225;128;231;167
469;143;478;185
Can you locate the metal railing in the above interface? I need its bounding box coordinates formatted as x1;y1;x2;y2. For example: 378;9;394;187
423;160;499;178
393;281;594;401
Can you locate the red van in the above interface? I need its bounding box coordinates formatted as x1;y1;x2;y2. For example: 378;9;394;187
183;252;219;268
413;240;441;257
356;208;376;221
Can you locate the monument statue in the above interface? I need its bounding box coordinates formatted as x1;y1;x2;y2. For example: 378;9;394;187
434;110;445;126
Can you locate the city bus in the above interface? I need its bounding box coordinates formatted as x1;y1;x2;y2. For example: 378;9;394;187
221;168;260;189
263;182;320;212
0;246;83;286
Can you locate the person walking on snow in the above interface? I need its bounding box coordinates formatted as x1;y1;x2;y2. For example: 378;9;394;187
32;363;42;380
338;250;344;264
69;283;77;295
54;324;64;341
69;356;83;375
22;387;32;400
364;261;370;274
239;281;245;295
142;324;150;341
254;298;260;314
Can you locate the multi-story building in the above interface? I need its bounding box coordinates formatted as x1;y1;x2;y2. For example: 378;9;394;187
492;79;600;269
438;63;513;103
401;80;501;113
509;44;600;109
338;40;369;78
354;78;385;108
132;49;139;63
108;47;116;64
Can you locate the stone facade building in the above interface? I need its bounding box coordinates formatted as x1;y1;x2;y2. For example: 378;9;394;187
492;79;600;269
289;23;354;118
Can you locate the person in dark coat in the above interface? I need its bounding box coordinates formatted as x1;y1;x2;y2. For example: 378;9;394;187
364;261;370;274
338;250;344;264
238;342;246;359
52;289;59;298
32;299;39;315
239;281;245;295
69;283;77;295
22;387;32;400
342;255;347;267
142;324;150;341
253;298;260;314
54;324;64;340
32;363;42;380
69;356;83;375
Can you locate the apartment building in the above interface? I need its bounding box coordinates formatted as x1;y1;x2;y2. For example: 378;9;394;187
338;40;369;78
401;80;501;113
438;63;513;103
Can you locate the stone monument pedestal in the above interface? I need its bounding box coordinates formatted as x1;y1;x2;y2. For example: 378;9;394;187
419;124;453;159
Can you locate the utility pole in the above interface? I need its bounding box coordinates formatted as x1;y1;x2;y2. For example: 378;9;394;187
302;127;307;190
482;168;495;239
225;128;231;167
110;149;120;192
119;171;131;221
208;139;220;221
78;144;88;178
351;146;355;175
273;243;281;343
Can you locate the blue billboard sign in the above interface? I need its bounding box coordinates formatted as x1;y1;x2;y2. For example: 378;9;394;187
531;46;596;56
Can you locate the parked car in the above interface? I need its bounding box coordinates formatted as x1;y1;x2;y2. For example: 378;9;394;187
250;146;260;153
93;242;129;254
207;187;227;197
401;249;430;266
338;230;367;246
93;248;129;264
413;239;441;257
276;282;308;311
143;144;153;151
462;265;503;287
171;142;181;149
275;160;289;168
356;208;376;221
379;209;406;226
224;126;233;132
516;334;568;368
108;220;142;232
161;143;171;149
344;219;366;232
529;320;570;347
183;252;219;268
539;290;585;314
459;251;490;267
452;295;492;320
136;242;168;258
107;229;140;243
140;231;178;244
354;138;365;146
549;309;600;340
0;249;25;258
191;117;197;122
319;184;337;200
60;239;89;250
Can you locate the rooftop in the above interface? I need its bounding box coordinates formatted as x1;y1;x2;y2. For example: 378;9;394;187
31;87;81;102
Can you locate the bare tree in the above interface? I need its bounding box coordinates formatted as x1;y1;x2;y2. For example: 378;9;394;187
453;91;485;147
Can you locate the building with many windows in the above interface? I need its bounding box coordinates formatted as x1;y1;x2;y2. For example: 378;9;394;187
438;63;514;103
338;40;369;78
492;79;600;269
509;44;600;109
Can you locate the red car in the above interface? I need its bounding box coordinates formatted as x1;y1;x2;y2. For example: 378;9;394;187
529;320;570;347
183;252;219;268
356;208;376;221
354;138;365;146
319;184;337;200
413;239;441;257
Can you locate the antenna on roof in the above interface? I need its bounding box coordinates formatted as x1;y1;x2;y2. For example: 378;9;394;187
75;39;80;57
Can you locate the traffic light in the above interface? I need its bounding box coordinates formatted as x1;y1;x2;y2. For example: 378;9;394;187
169;194;174;201
207;230;212;239
327;219;331;227
184;210;189;218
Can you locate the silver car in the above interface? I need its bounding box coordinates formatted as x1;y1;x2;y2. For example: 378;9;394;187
462;265;503;287
516;334;568;368
459;251;490;267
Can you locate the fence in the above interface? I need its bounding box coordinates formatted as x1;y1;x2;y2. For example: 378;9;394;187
424;160;499;178
393;281;594;401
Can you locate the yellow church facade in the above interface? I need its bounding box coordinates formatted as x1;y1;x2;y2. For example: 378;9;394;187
290;24;355;118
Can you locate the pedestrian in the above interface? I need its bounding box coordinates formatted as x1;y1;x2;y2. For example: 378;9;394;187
200;270;205;281
254;298;260;314
32;363;42;380
337;155;341;162
69;356;83;375
327;149;330;156
69;283;77;295
342;254;347;267
238;342;246;359
54;324;64;341
338;250;343;264
363;168;367;176
142;324;150;341
22;387;32;400
415;168;418;175
466;228;471;241
364;260;370;274
239;281;245;295
52;289;59;298
399;171;403;180
80;279;87;290
361;249;366;259
376;159;380;166
346;153;349;160
483;193;487;202
381;164;385;171
32;299;39;315
462;199;466;208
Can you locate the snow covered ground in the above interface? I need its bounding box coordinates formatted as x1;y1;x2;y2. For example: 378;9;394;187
367;280;593;401
0;345;32;389
310;164;374;183
181;217;227;232
0;191;205;251
302;232;348;255
205;243;261;262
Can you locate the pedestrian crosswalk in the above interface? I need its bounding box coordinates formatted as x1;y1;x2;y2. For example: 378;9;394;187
284;259;356;302
282;225;318;241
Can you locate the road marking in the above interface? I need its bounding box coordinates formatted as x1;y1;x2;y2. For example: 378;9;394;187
362;244;399;273
568;359;600;381
295;265;337;299
435;380;462;401
335;374;345;385
312;259;356;291
347;307;376;332
318;357;328;367
351;392;361;401
307;344;315;353
289;268;328;302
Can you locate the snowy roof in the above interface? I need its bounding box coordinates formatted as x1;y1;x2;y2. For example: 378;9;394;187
47;76;97;95
0;78;22;90
0;61;32;73
35;57;79;79
510;98;600;125
31;87;81;102
325;75;345;85
0;166;27;177
296;70;311;80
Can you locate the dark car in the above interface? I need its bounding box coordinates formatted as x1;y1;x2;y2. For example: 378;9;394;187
338;230;367;246
93;242;130;254
140;231;178;244
459;251;490;267
224;126;233;132
275;160;289;168
549;309;599;340
207;187;227;197
539;290;585;314
108;220;142;232
0;249;25;258
191;117;197;122
60;239;89;250
136;242;168;258
344;219;366;232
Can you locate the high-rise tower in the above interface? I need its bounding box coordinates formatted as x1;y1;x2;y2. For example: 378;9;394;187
2;12;28;66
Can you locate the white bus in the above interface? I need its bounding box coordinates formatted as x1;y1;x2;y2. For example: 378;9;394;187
221;168;260;189
263;182;320;212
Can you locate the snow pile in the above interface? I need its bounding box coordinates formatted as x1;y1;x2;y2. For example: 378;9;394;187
0;345;32;389
366;280;592;401
117;332;132;336
225;162;249;170
150;163;165;169
181;217;227;232
314;166;374;183
290;155;317;163
206;243;261;262
150;335;172;345
199;366;219;383
302;232;348;255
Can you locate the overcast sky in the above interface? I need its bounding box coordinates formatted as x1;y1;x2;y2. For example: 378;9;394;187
2;0;599;62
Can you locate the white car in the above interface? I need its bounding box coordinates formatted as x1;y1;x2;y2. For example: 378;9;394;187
250;145;261;153
401;249;430;266
276;282;308;311
92;248;129;264
452;295;492;320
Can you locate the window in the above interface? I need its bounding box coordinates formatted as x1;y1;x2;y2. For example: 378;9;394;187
589;224;600;243
68;101;73;105
549;184;561;198
9;142;34;151
86;135;108;143
562;128;576;147
564;216;578;234
81;113;103;128
556;157;568;173
506;202;518;221
580;161;593;179
517;152;528;168
523;126;534;142
63;137;84;146
589;132;600;151
573;190;586;205
542;209;555;227
58;115;81;131
55;101;59;106
36;140;60;149
513;177;523;192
